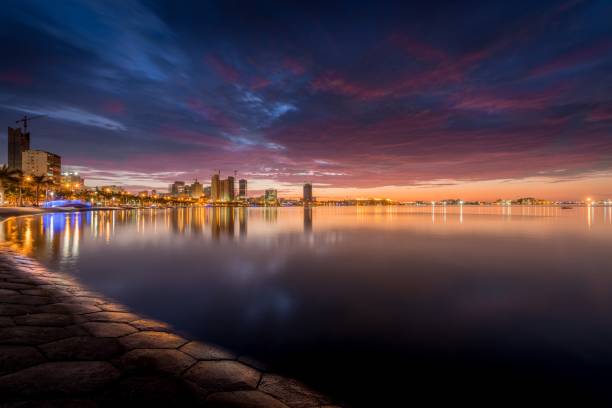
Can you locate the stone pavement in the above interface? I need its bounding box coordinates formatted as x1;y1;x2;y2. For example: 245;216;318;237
0;246;342;407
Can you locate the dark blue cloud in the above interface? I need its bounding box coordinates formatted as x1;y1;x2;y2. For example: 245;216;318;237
0;0;611;195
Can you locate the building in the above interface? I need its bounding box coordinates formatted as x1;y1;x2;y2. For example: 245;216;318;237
211;173;220;201
99;185;124;194
60;171;85;191
226;176;235;201
303;183;313;203
203;186;211;198
191;179;203;199
211;173;236;202
238;179;247;199
21;150;61;184
264;189;278;205
219;176;235;202
8;127;30;170
169;181;185;196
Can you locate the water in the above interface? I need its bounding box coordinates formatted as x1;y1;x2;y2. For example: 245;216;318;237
2;206;612;405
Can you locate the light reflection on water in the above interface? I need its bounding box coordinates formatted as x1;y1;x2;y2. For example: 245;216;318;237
2;206;612;405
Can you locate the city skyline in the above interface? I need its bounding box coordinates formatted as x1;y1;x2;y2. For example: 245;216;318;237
1;1;611;201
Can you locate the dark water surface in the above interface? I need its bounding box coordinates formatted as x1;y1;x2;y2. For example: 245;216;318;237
3;206;612;405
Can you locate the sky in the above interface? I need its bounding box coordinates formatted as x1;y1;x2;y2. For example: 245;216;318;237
0;0;611;200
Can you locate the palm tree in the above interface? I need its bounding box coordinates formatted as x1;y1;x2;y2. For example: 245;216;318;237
0;165;22;205
31;175;50;207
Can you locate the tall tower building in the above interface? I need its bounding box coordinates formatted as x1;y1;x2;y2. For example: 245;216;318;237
220;179;229;201
238;179;247;199
211;173;220;201
227;176;235;201
303;183;313;203
220;176;235;202
8;127;30;170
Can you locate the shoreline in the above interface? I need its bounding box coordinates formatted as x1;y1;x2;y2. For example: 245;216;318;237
0;207;119;223
0;239;339;407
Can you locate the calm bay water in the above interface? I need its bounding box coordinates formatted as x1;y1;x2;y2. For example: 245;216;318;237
2;206;612;405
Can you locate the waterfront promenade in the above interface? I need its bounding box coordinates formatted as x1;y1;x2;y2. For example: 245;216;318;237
0;245;339;407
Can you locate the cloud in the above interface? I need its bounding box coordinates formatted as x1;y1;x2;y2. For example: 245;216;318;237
239;90;297;125
0;71;33;86
529;40;612;78
65;165;185;189
4;105;126;131
15;0;185;81
1;0;611;199
204;54;240;83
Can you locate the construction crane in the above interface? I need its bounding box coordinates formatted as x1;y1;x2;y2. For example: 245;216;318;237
15;114;46;132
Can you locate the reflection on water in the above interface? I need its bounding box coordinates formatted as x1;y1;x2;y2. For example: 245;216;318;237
2;206;612;405
3;206;610;262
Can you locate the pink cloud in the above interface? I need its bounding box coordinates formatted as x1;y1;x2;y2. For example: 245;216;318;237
389;34;449;63
530;40;612;78
0;70;32;85
311;72;392;100
453;84;571;112
249;76;271;90
587;105;612;122
101;100;125;114
204;54;240;82
186;98;241;133
311;36;492;100
282;57;307;75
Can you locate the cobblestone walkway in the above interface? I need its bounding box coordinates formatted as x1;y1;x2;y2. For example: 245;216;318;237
0;246;341;407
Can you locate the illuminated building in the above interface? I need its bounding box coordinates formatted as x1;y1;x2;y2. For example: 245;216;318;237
220;176;235;202
239;179;247;199
21;150;61;184
99;185;124;194
191;179;203;198
169;181;185;196
211;173;235;202
265;188;278;205
203;186;211;198
8;127;30;170
303;183;313;203
61;171;85;190
211;173;220;201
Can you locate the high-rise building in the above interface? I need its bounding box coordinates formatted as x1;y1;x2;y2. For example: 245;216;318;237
8;127;30;170
21;150;61;184
303;183;313;203
211;173;220;201
211;173;237;202
219;178;232;202
226;176;235;201
265;189;277;205
239;179;247;199
191;179;203;198
169;181;185;196
203;186;211;198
